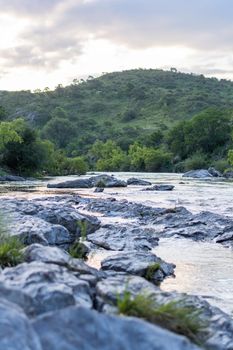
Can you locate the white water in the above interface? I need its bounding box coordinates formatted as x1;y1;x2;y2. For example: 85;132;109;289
1;172;233;314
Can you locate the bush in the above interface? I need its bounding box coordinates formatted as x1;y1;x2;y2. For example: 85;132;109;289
211;159;230;173
117;291;206;345
182;153;207;171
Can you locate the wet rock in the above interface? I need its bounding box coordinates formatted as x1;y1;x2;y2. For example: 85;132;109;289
94;187;104;193
23;244;104;280
142;185;174;191
0;299;41;350
208;167;222;177
96;274;233;350
33;306;200;350
127;177;152;186
182;169;212;178
0;175;26;181
0;262;93;315
101;251;175;284
87;224;159;251
48;178;92;188
47;174;127;189
223;170;233;178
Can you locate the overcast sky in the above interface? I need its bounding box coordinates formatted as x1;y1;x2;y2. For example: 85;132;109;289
0;0;233;90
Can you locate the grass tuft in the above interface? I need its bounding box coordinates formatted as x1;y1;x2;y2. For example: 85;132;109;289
0;231;24;268
117;291;206;345
145;263;161;281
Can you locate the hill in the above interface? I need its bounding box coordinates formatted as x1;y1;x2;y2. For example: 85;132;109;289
0;69;233;154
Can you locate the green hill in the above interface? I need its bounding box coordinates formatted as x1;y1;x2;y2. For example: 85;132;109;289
1;69;233;154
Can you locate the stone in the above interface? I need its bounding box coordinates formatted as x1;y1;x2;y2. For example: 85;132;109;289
87;224;159;251
0;299;42;350
142;185;174;191
127;177;152;186
47;174;127;189
101;251;175;284
182;170;212;178
0;175;26;181
208;167;222;177
33;306;200;350
94;187;104;193
0;261;93;314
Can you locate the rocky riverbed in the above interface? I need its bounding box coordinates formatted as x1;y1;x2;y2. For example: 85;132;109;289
0;173;233;349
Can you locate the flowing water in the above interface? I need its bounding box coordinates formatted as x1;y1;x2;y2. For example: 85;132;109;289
1;172;233;314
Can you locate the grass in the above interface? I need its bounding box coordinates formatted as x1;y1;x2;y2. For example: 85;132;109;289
68;220;88;259
96;180;106;188
145;263;161;281
117;291;206;345
0;231;24;268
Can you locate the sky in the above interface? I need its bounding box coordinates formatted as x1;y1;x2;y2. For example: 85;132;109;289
0;0;233;91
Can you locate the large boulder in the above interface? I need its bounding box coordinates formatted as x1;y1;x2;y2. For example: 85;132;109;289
127;177;152;186
101;251;175;284
87;224;159;251
182;170;212;178
32;306;200;350
0;261;93;315
48;174;127;189
0;299;42;350
208;167;222;177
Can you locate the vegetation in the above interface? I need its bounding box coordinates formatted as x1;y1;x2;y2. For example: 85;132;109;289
0;228;24;268
144;263;161;281
68;221;88;260
1;69;233;174
117;291;206;345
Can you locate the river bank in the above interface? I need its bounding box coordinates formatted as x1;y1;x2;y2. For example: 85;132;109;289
0;173;233;349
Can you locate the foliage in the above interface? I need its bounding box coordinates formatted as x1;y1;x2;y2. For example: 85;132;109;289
42;117;76;148
0;219;24;268
145;263;161;281
117;291;206;345
68;221;88;259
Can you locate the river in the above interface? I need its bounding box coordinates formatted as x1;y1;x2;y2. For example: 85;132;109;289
1;172;233;314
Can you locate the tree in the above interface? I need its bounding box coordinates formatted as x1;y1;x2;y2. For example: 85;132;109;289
42;117;75;148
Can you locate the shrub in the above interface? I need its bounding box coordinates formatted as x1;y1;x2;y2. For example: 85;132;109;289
117;291;206;345
182;153;207;171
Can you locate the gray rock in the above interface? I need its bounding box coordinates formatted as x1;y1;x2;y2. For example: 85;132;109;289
223;170;233;179
208;167;222;177
0;299;42;350
127;177;152;186
48;178;92;188
47;174;127;189
101;251;175;284
0;175;26;181
142;185;174;191
0;261;93;314
33;306;200;350
182;169;212;178
94;187;104;193
87;224;159;251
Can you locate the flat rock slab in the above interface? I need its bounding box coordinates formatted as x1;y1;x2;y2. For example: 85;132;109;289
182;170;212;178
142;185;174;191
127;177;152;186
101;251;175;284
33;306;200;350
48;174;127;189
87;224;159;251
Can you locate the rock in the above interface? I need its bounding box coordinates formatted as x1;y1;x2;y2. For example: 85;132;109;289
182;169;212;178
142;185;174;191
0;175;26;181
90;174;127;188
94;187;104;193
127;177;152;186
223;170;233;178
0;261;93;314
47;174;127;189
33;306;200;350
208;167;222;177
23;244;104;280
0;299;42;350
48;178;92;188
96;274;233;350
87;224;159;251
101;251;175;284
